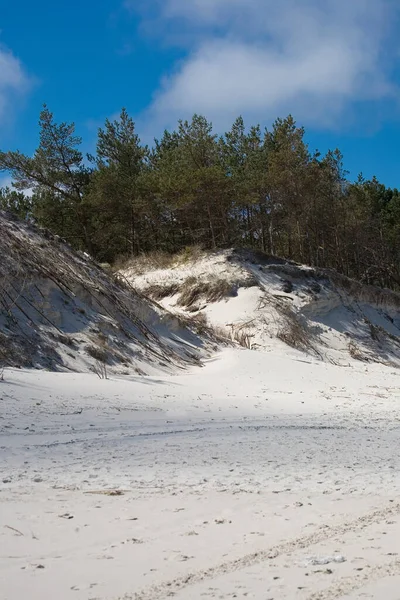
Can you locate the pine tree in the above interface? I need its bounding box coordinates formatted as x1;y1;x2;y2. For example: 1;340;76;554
154;115;229;249
0;186;32;219
0;106;92;249
87;108;148;260
221;118;269;248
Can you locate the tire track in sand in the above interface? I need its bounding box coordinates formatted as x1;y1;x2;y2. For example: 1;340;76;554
306;558;400;599
126;500;400;600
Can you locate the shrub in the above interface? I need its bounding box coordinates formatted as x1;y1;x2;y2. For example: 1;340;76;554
177;278;234;308
85;344;108;363
276;305;319;355
348;341;368;361
92;359;108;379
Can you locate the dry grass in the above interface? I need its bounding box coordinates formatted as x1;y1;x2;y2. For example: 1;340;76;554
143;276;236;308
348;340;368;361
376;326;400;347
85;344;108;363
265;262;400;310
177;278;234;308
143;283;180;301
323;269;400;310
86;330;133;368
87;333;109;378
276;305;320;355
366;319;381;343
114;250;176;274
180;315;253;349
115;246;207;275
172;311;230;345
0;329;35;369
175;245;206;264
231;327;253;349
188;311;209;333
92;359;108;379
49;332;76;348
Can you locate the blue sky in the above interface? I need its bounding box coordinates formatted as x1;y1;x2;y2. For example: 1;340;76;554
1;0;400;187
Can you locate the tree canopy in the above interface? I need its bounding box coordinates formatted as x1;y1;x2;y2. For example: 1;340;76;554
1;107;400;289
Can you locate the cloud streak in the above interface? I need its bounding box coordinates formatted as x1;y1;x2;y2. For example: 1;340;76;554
130;0;397;131
0;44;30;124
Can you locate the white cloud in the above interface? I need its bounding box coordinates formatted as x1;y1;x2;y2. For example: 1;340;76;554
0;45;30;123
131;0;397;131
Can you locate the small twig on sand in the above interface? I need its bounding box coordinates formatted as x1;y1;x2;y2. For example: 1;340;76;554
4;525;24;536
84;490;125;496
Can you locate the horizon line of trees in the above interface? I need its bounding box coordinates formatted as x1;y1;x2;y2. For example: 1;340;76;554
1;106;400;290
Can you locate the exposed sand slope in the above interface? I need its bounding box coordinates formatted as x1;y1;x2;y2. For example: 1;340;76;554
123;248;400;366
0;212;216;375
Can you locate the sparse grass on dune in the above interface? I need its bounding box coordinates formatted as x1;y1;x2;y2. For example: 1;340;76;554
115;245;207;276
176;278;234;308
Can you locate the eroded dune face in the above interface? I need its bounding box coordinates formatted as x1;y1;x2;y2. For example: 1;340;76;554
0;212;214;374
123;247;400;366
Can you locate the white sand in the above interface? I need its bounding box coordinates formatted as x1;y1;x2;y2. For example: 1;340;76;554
2;347;400;599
